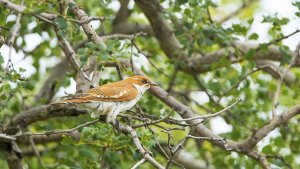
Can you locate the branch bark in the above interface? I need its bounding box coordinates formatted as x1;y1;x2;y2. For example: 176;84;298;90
135;0;297;85
120;59;271;168
112;0;153;35
4;104;87;134
0;0;56;20
68;0;106;47
240;105;300;151
119;124;164;169
156;144;212;169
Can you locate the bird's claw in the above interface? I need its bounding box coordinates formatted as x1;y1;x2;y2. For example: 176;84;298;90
99;115;106;122
113;119;120;133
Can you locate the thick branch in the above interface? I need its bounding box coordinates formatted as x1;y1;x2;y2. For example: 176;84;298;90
119;124;164;169
17;131;80;145
240;105;300;151
68;0;106;47
1;142;23;169
112;0;152;35
135;0;182;59
4;104;87;134
0;0;56;20
135;0;297;85
120;60;271;168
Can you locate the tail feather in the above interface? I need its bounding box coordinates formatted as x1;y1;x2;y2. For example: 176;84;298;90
51;96;89;105
60;98;88;103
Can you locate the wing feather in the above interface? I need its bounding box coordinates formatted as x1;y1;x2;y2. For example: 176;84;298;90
62;84;138;103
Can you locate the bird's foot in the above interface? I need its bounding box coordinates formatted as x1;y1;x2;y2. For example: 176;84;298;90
98;115;106;122
112;119;120;134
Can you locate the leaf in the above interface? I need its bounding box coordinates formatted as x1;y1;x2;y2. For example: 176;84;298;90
54;17;68;30
232;24;248;35
249;33;259;40
279;45;291;65
259;44;268;54
68;2;77;8
245;49;255;59
0;53;4;64
262;145;273;154
262;15;289;26
247;18;254;25
292;2;300;10
61;135;77;145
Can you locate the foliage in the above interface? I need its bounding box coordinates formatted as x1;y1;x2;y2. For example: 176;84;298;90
0;0;300;169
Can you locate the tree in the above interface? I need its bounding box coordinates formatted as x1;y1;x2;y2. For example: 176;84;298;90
0;0;299;168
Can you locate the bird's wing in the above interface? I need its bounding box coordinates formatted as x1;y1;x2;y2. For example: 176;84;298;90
62;85;138;103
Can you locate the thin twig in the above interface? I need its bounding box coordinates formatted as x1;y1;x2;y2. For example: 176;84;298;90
131;158;146;169
222;66;269;96
187;135;232;150
266;155;292;169
102;32;147;40
119;124;164;169
166;70;178;92
55;29;92;83
166;136;188;169
100;147;106;168
133;108;174;128
219;0;250;23
171;98;241;121
256;29;300;52
28;136;44;167
206;7;213;24
132;41;168;77
69;16;106;25
5;0;23;71
15;119;98;137
272;40;300;117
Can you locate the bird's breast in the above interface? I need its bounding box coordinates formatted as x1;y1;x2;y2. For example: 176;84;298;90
79;98;138;113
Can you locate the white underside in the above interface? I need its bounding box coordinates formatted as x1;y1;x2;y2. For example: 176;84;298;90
80;84;150;123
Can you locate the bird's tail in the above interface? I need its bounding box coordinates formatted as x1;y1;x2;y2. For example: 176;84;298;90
51;93;89;104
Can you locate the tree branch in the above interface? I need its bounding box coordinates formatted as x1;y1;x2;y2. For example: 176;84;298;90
68;0;106;47
5;0;23;71
121;59;271;168
239;105;300;151
119;124;164;169
135;0;298;86
0;0;56;20
4;104;87;134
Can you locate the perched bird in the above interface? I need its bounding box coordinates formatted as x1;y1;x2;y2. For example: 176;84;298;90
59;75;158;128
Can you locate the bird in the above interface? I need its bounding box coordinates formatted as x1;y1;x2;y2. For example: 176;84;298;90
58;75;158;129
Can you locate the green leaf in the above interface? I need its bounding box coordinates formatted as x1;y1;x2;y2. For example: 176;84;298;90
279;45;291;65
247;18;254;25
68;2;77;8
259;44;268;54
262;15;289;26
273;137;284;147
61;135;77;145
292;2;300;10
262;145;273;154
249;33;259;40
0;94;7;100
245;49;255;59
54;17;68;30
232;24;248;35
0;53;4;64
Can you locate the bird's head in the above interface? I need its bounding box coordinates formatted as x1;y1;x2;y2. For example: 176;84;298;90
125;75;158;88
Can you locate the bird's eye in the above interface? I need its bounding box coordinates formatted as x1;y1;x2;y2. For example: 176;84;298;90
142;79;148;84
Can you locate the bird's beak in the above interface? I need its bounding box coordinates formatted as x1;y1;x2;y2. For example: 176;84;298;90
149;81;158;87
